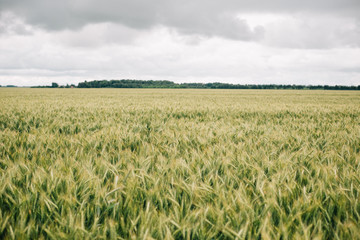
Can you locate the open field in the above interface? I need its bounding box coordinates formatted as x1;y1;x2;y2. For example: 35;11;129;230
0;88;359;239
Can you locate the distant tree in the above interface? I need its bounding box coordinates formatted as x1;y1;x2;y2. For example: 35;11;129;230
75;80;360;90
51;82;59;88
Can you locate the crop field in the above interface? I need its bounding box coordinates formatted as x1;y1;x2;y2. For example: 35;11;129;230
0;88;359;239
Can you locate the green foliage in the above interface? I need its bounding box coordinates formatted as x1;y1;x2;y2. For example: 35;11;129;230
76;79;360;90
0;88;360;239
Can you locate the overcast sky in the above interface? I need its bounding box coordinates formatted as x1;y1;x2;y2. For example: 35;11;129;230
0;0;359;86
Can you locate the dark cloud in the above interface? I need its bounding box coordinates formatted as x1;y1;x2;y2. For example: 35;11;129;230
2;0;358;41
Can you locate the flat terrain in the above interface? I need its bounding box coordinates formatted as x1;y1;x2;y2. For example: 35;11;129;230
0;88;359;239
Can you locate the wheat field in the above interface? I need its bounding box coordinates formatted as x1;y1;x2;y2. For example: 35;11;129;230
0;88;359;239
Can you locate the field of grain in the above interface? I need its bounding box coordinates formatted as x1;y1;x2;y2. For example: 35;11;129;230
0;88;359;239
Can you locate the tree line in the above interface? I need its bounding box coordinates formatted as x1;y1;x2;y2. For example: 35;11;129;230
31;83;76;88
76;80;360;90
28;79;360;90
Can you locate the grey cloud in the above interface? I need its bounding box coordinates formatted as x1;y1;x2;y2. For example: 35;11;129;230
1;0;360;28
261;14;360;49
0;12;33;35
165;14;264;41
54;23;143;48
4;0;359;42
340;67;360;72
1;0;262;41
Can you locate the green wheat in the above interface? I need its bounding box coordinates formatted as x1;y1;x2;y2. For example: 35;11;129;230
0;88;359;239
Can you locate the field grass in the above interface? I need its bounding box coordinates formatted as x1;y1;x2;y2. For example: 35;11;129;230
0;88;359;239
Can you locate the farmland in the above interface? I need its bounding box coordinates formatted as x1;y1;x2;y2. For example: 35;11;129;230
0;88;359;239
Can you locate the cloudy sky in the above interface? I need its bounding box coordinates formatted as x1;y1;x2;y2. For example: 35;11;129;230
0;0;359;86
